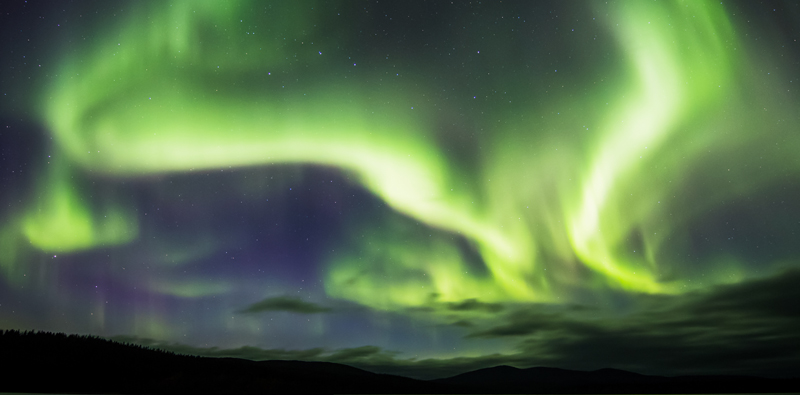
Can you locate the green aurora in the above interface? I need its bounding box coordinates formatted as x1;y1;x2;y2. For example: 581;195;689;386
1;0;799;379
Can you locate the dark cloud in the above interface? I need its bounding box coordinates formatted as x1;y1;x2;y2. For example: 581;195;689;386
447;298;504;313
237;296;331;314
405;306;436;313
109;270;800;380
174;345;326;361
450;319;474;327
110;335;326;361
326;345;384;361
683;268;800;318
111;333;514;380
465;269;800;378
467;309;594;338
404;298;504;316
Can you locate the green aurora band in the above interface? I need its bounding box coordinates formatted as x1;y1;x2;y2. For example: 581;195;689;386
3;0;797;311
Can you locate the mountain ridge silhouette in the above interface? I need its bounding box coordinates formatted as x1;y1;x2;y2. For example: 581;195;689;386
2;329;797;394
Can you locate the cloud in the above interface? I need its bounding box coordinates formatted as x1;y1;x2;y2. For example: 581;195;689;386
110;334;512;380
466;309;594;338
110;270;800;380
326;346;392;362
237;296;332;314
464;269;800;378
109;335;326;361
449;319;474;327
447;298;504;313
682;268;800;318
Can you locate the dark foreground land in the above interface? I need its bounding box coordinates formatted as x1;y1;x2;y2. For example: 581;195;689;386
1;330;798;394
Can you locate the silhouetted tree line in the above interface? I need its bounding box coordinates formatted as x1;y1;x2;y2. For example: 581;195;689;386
0;329;209;393
0;328;441;394
1;329;184;357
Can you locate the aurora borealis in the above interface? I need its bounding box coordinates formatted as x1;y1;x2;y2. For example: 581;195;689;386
1;0;799;379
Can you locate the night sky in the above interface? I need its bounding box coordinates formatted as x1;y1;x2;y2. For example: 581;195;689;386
2;0;799;380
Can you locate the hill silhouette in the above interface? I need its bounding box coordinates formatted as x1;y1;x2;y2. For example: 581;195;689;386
433;365;800;394
2;329;798;394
